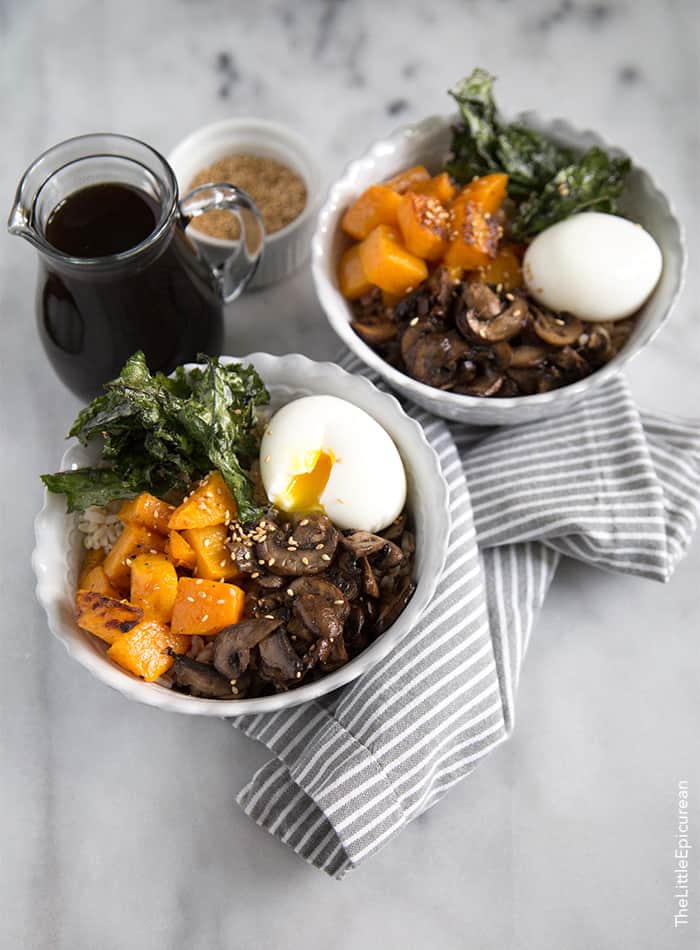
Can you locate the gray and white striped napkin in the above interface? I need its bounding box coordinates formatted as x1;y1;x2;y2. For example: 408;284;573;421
234;357;700;878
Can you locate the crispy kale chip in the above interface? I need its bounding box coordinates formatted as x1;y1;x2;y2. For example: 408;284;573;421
446;68;630;239
41;352;269;522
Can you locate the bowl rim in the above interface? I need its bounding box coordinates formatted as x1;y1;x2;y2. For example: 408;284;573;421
168;116;322;249
311;111;687;415
33;352;450;717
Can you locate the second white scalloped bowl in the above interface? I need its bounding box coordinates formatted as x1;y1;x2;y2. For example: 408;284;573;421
33;354;450;717
312;114;686;425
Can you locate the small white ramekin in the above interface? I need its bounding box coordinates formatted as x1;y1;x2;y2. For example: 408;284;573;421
33;353;450;718
168;118;321;289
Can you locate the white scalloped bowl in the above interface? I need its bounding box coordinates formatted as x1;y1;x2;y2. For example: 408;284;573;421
312;113;686;425
32;353;450;717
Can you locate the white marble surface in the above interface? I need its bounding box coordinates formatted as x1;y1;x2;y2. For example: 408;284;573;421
2;1;699;947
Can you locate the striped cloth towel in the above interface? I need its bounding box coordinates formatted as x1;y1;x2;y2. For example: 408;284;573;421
234;359;700;878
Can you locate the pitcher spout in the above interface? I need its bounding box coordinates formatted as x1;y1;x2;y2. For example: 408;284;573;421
7;201;41;247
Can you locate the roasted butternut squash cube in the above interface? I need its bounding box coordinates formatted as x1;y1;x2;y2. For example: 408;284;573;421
338;244;373;300
183;524;239;581
102;523;166;592
79;565;121;598
397;193;449;261
75;590;144;645
454;173;508;216
170;577;245;637
78;547;106;587
445;198;501;270
168;471;237;531
412;172;456;204
358;225;428;296
119;493;175;534
130;554;179;623
107;620;190;682
385;164;431;194
341;185;402;241
166;530;197;571
480;244;523;290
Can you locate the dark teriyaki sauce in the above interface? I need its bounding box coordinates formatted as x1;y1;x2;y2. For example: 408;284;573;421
39;182;222;400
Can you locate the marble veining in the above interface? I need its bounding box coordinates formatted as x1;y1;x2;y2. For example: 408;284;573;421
1;1;699;948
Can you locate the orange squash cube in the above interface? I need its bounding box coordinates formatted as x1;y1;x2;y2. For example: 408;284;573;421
166;530;197;570
184;524;240;581
107;619;190;682
412;172;456;204
102;523;166;592
385;164;431;194
397;193;449;261
338;244;373;300
79;565;121;598
130;553;179;623
454;173;508;216
170;577;245;637
480;245;523;290
445;198;502;270
75;590;144;645
341;185;402;241
358;225;428;296
118;493;174;534
78;547;106;587
168;471;237;531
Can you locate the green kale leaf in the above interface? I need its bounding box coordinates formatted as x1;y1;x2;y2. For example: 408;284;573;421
42;351;270;522
510;147;631;240
446;68;630;239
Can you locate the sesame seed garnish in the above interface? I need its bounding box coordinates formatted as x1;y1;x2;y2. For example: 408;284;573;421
333;599;344;605
231;686;239;695
302;556;309;565
299;518;309;526
295;671;302;679
264;614;275;620
268;558;276;566
315;543;324;550
251;572;260;579
219;560;227;567
264;455;271;464
198;591;207;599
195;579;203;584
186;596;195;603
201;614;209;622
321;554;332;562
287;588;295;597
217;599;225;605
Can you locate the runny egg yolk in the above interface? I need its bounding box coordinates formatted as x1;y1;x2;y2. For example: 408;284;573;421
277;449;335;513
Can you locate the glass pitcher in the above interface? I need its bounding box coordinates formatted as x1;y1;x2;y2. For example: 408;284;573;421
8;133;264;399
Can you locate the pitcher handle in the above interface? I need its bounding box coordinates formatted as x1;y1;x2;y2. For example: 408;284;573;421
179;183;265;303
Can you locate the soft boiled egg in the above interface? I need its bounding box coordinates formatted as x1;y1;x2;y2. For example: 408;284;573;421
523;211;663;322
259;395;407;533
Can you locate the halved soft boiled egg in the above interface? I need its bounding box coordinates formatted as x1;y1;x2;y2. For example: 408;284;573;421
523;211;663;322
259;395;407;532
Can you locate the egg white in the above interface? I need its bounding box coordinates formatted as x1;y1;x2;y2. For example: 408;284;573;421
523;211;663;322
259;395;407;532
